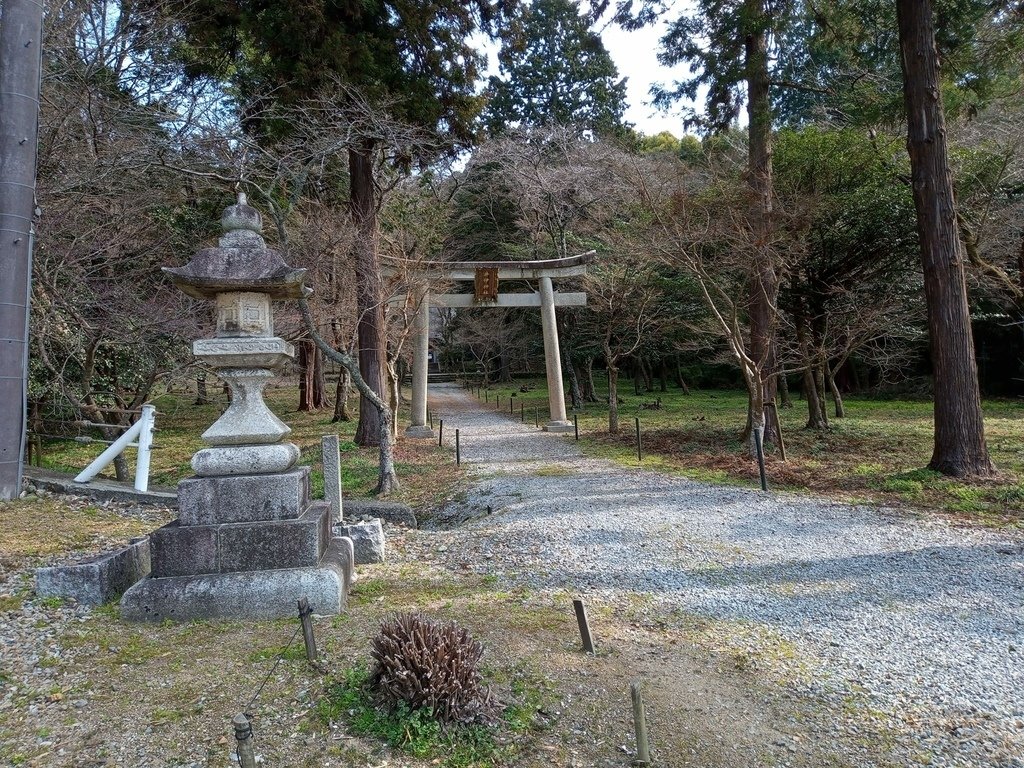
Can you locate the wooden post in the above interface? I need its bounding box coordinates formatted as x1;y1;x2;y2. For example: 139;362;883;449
572;599;595;653
510;398;514;415
485;389;489;403
635;417;642;462
455;429;460;466
428;409;433;429
521;403;525;422
496;395;500;411
631;681;651;766
534;407;539;428
754;427;768;491
233;713;257;768
438;420;443;447
297;598;317;662
574;413;579;441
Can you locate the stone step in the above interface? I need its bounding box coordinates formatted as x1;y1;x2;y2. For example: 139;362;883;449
150;501;331;578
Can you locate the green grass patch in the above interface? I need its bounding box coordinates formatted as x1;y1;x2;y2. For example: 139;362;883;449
499;375;1024;521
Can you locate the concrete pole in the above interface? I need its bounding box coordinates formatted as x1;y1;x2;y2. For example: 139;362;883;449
0;0;43;500
405;289;433;438
538;277;573;432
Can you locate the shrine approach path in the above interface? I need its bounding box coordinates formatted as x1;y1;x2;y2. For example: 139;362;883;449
416;383;1024;768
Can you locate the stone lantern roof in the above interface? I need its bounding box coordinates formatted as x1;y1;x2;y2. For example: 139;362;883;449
162;193;311;300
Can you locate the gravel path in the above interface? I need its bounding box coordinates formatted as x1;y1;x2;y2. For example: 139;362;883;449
425;384;1024;768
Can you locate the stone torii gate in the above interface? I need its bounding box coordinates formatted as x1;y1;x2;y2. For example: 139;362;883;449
404;251;594;436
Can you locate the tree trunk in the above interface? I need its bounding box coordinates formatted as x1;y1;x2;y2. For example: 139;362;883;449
350;142;386;447
577;357;598;402
897;0;993;476
640;357;653;392
658;359;669;392
564;347;583;410
499;346;512;383
741;0;779;447
300;300;397;494
332;368;351;422
795;309;827;430
814;365;830;429
826;361;845;418
298;341;328;411
778;369;792;408
607;363;621;434
313;343;328;408
194;371;209;405
385;359;400;440
674;356;690;394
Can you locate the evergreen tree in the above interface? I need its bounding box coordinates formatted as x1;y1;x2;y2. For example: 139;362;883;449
484;0;628;134
170;0;514;448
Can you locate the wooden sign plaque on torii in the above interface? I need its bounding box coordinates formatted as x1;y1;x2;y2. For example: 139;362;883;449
401;251;594;437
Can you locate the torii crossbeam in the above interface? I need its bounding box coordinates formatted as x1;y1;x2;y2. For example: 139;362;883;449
402;251;595;436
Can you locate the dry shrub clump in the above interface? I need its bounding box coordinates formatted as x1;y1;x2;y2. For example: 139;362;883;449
369;613;500;727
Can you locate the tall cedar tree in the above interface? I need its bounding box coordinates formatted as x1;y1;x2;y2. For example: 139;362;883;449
484;0;628;134
896;0;993;476
171;0;513;445
619;0;781;448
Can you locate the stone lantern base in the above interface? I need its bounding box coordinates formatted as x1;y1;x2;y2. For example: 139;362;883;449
120;467;354;622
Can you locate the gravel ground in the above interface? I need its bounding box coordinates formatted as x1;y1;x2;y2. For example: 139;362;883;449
423;384;1024;768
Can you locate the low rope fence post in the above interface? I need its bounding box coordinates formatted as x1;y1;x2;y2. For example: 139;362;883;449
754;426;768;492
233;713;257;768
438;420;444;447
574;413;579;441
455;429;461;466
297;598;317;662
635;417;642;462
572;598;595;653
631;680;652;766
534;407;539;428
521;403;525;422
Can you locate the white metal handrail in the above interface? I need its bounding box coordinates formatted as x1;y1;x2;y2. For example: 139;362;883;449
73;404;156;492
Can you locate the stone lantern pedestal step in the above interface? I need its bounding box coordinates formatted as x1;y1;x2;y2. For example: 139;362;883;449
120;466;354;622
120;535;354;622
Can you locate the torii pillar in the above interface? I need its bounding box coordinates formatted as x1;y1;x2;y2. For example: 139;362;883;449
405;289;434;438
538;276;573;432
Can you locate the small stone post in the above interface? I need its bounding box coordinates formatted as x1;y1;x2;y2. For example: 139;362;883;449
321;435;343;522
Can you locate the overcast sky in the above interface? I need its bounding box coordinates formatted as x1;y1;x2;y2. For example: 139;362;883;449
599;15;694;136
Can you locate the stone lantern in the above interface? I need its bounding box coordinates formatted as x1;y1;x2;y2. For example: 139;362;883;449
120;194;353;622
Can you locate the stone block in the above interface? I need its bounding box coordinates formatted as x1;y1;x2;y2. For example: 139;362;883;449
150;522;218;578
191;443;299;477
177;467;310;525
219;502;330;573
344;499;417;528
36;537;150;605
336;518;386;564
120;536;352;622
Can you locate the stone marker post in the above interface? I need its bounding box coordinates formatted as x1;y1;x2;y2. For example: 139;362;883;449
322;434;343;522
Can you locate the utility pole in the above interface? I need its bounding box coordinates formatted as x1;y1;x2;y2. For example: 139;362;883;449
0;0;44;500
